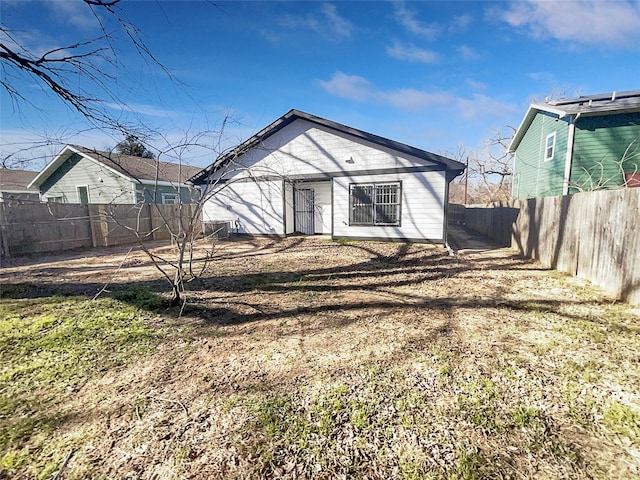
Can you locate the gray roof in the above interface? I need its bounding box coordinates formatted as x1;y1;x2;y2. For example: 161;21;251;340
536;89;640;116
71;146;202;184
509;89;640;152
0;169;39;192
30;145;202;188
191;109;464;184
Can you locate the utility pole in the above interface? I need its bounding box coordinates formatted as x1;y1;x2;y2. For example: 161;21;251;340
464;155;469;205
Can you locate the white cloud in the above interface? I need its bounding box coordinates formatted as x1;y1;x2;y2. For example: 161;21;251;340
278;3;354;40
392;0;440;39
315;72;373;102
525;71;556;82
457;45;480;60
319;3;353;38
450;14;473;32
384;89;451;111
316;72;518;121
500;0;640;48
104;102;176;118
386;41;438;63
466;78;488;91
43;1;100;32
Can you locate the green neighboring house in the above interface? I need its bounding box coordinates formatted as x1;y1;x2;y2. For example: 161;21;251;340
509;90;640;199
29;145;202;204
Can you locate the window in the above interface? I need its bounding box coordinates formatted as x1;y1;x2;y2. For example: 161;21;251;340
47;196;64;203
544;132;556;161
161;193;179;204
349;182;401;226
77;186;89;204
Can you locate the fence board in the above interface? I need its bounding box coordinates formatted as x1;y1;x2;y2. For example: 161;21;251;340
459;188;640;305
0;203;202;258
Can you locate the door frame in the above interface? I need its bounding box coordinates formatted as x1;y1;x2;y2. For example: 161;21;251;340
294;188;314;234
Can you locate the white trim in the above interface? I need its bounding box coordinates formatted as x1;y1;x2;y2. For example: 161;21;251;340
138;179;193;188
28;145;198;190
29;145;128;188
509;104;567;153
0;189;39;194
76;185;90;204
161;192;180;204
544;132;556;162
563;117;577;195
131;181;139;203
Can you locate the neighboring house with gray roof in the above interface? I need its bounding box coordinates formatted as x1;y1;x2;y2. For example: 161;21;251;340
29;145;202;204
192;109;465;243
0;169;40;203
509;89;640;199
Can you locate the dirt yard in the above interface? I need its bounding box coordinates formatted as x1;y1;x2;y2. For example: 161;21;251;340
1;236;639;479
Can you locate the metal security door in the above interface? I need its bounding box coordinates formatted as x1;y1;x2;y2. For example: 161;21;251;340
294;188;314;234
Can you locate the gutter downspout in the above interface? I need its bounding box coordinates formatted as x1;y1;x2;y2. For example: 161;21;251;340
563;113;580;195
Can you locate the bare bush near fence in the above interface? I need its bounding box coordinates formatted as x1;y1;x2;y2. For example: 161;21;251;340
570;140;639;192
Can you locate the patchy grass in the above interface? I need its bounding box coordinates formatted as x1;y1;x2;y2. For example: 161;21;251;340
0;294;162;479
0;237;639;479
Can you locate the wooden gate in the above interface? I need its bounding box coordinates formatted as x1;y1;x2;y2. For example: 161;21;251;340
294;188;314;234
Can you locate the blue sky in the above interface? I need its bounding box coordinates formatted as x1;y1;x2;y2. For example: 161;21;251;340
1;0;640;169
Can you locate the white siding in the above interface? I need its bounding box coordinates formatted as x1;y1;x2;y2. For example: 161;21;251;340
212;119;441;181
332;171;446;241
203;180;284;235
284;182;295;234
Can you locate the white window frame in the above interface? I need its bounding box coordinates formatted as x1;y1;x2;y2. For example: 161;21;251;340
161;193;180;204
544;132;556;162
76;185;90;204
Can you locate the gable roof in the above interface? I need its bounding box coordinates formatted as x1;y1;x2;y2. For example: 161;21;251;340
0;169;39;193
190;109;464;184
29;145;202;188
508;89;640;152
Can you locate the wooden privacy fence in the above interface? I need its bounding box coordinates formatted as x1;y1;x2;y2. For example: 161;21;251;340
0;203;202;258
460;188;640;305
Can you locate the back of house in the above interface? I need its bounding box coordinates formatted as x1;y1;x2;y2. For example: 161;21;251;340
192;110;464;243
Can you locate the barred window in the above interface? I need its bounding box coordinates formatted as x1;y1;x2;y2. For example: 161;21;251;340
349;182;401;226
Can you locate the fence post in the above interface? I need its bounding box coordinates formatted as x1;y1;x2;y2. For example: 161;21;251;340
0;203;9;259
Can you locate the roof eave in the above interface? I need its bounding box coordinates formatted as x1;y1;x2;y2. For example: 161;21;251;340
508;104;571;153
28;145;80;188
191;109;464;184
28;145;134;188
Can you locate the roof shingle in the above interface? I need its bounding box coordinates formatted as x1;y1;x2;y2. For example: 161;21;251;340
0;169;39;192
72;146;202;183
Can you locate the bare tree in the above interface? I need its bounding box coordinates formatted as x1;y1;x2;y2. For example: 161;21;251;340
1;0;228;307
447;127;515;205
1;0;172;128
467;127;515;203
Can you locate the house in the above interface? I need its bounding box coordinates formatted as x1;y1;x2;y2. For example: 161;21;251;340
28;145;202;204
509;89;640;199
0;169;40;203
191;109;465;243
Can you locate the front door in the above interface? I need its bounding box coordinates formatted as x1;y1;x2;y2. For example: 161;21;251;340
294;188;314;234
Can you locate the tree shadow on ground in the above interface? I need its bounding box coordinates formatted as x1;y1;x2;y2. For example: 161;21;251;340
0;239;626;338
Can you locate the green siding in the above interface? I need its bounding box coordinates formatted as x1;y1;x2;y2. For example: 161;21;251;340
40;153;201;204
513;111;569;199
570;112;640;193
135;184;201;204
40;153;134;203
